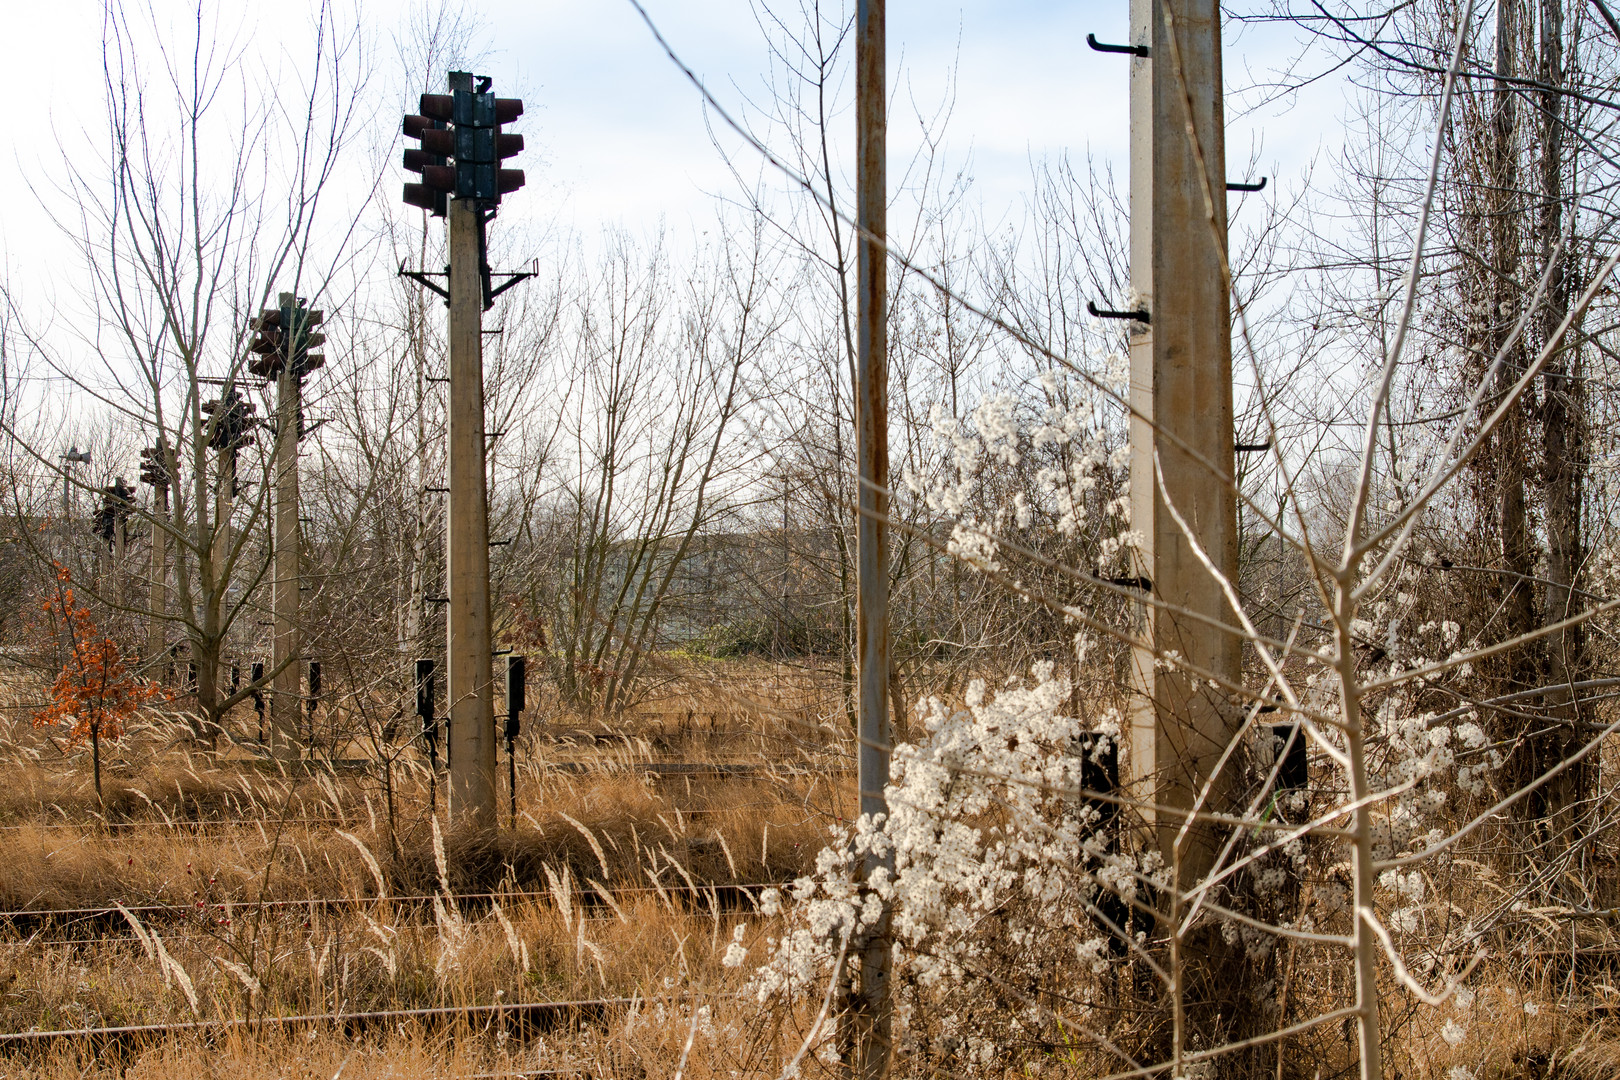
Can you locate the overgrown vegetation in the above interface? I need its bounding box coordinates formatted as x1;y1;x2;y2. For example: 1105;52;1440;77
6;0;1620;1076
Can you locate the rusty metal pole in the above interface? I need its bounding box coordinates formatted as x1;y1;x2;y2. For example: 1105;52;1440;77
1125;0;1239;882
270;295;303;761
445;160;498;828
850;0;892;1073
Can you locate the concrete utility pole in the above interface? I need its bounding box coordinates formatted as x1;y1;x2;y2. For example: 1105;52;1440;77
213;449;235;585
60;447;90;562
445;190;497;826
199;386;255;735
849;0;893;1073
271;293;303;761
148;479;168;664
248;294;322;755
1125;0;1239;878
112;480;129;565
61;447;89;521
400;69;527;828
139;444;171;670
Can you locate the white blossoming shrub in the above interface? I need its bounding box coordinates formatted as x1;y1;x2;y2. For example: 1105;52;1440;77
905;358;1138;599
759;348;1551;1075
753;664;1163;1071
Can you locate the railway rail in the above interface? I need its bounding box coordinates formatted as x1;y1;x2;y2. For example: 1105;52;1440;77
0;995;659;1053
0;801;796;833
193;758;847;776
1;880;784;938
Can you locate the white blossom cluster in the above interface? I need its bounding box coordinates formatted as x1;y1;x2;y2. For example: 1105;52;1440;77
906;364;1132;560
752;665;1163;1069
1348;567;1504;863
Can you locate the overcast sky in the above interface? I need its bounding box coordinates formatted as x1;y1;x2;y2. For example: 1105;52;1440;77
3;0;1346;293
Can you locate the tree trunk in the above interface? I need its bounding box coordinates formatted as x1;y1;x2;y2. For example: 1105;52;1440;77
1526;0;1593;836
91;722;102;807
1491;0;1539;679
1479;0;1545;791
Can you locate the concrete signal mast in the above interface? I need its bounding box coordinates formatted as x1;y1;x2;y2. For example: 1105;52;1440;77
94;477;134;562
247;293;326;760
1117;0;1239;876
199;385;257;729
138;445;172;667
400;71;526;829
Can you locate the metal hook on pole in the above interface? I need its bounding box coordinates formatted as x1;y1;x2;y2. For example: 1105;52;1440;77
1226;177;1268;192
1087;33;1148;57
1088;299;1151;324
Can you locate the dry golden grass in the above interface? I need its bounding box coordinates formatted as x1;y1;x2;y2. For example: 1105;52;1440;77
0;671;841;1076
0;764;837;908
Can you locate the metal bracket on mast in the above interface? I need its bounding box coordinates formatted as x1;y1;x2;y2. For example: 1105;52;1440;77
484;265;537;307
473;206;537;310
398;262;451;303
400;230;532;311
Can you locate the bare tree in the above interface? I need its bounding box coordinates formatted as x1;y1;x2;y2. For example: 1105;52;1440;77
6;0;376;741
511;222;786;720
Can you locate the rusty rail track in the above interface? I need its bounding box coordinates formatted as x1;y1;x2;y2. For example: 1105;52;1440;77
197;758;847;776
0;801;791;833
0;996;657;1053
1;880;785;937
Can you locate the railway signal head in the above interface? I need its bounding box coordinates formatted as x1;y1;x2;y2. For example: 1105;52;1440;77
251;298;325;382
251;662;266;717
284;299;326;378
505;655;526;741
402;74;524;209
492;104;524;200
139;446;170;489
449;85;524;201
202;388;258;452
403;96;455;216
246;308;284;379
94;477;134;547
415;657;439;758
494;101;525;199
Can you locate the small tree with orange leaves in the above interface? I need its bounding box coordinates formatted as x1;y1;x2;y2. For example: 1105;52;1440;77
33;565;166;803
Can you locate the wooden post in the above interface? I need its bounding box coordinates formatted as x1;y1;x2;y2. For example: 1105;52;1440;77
271;294;303;761
1126;0;1239;880
849;0;892;1073
445;184;497;827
